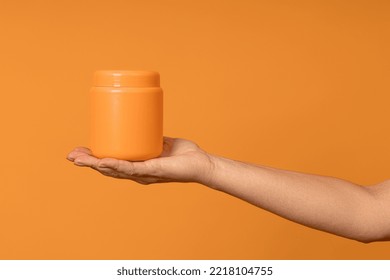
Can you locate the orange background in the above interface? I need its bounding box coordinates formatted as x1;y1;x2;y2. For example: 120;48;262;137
0;0;389;259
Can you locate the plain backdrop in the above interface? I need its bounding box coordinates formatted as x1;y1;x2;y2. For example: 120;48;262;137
0;0;389;259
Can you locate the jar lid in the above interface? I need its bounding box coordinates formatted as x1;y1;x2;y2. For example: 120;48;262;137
93;70;160;87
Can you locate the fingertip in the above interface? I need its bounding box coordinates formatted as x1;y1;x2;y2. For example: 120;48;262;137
67;147;90;161
67;152;77;161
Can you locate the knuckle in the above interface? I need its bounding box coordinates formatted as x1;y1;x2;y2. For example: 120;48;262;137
113;160;120;171
145;160;159;176
126;164;135;176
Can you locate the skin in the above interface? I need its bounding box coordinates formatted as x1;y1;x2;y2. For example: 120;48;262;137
67;137;390;243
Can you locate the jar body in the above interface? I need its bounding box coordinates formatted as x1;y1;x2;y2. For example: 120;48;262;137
90;86;163;161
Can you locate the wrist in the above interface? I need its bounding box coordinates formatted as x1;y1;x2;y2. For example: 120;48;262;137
194;152;218;188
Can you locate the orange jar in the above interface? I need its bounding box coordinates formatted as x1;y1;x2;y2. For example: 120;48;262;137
90;70;163;161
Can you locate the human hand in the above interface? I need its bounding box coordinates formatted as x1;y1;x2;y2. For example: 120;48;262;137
67;137;215;185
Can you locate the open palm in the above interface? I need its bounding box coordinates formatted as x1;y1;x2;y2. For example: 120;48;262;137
67;137;214;185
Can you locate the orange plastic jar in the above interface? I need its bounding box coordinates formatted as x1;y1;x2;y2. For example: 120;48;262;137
90;70;163;161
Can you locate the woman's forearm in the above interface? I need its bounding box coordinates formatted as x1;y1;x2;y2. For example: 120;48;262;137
68;138;390;242
201;154;386;243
